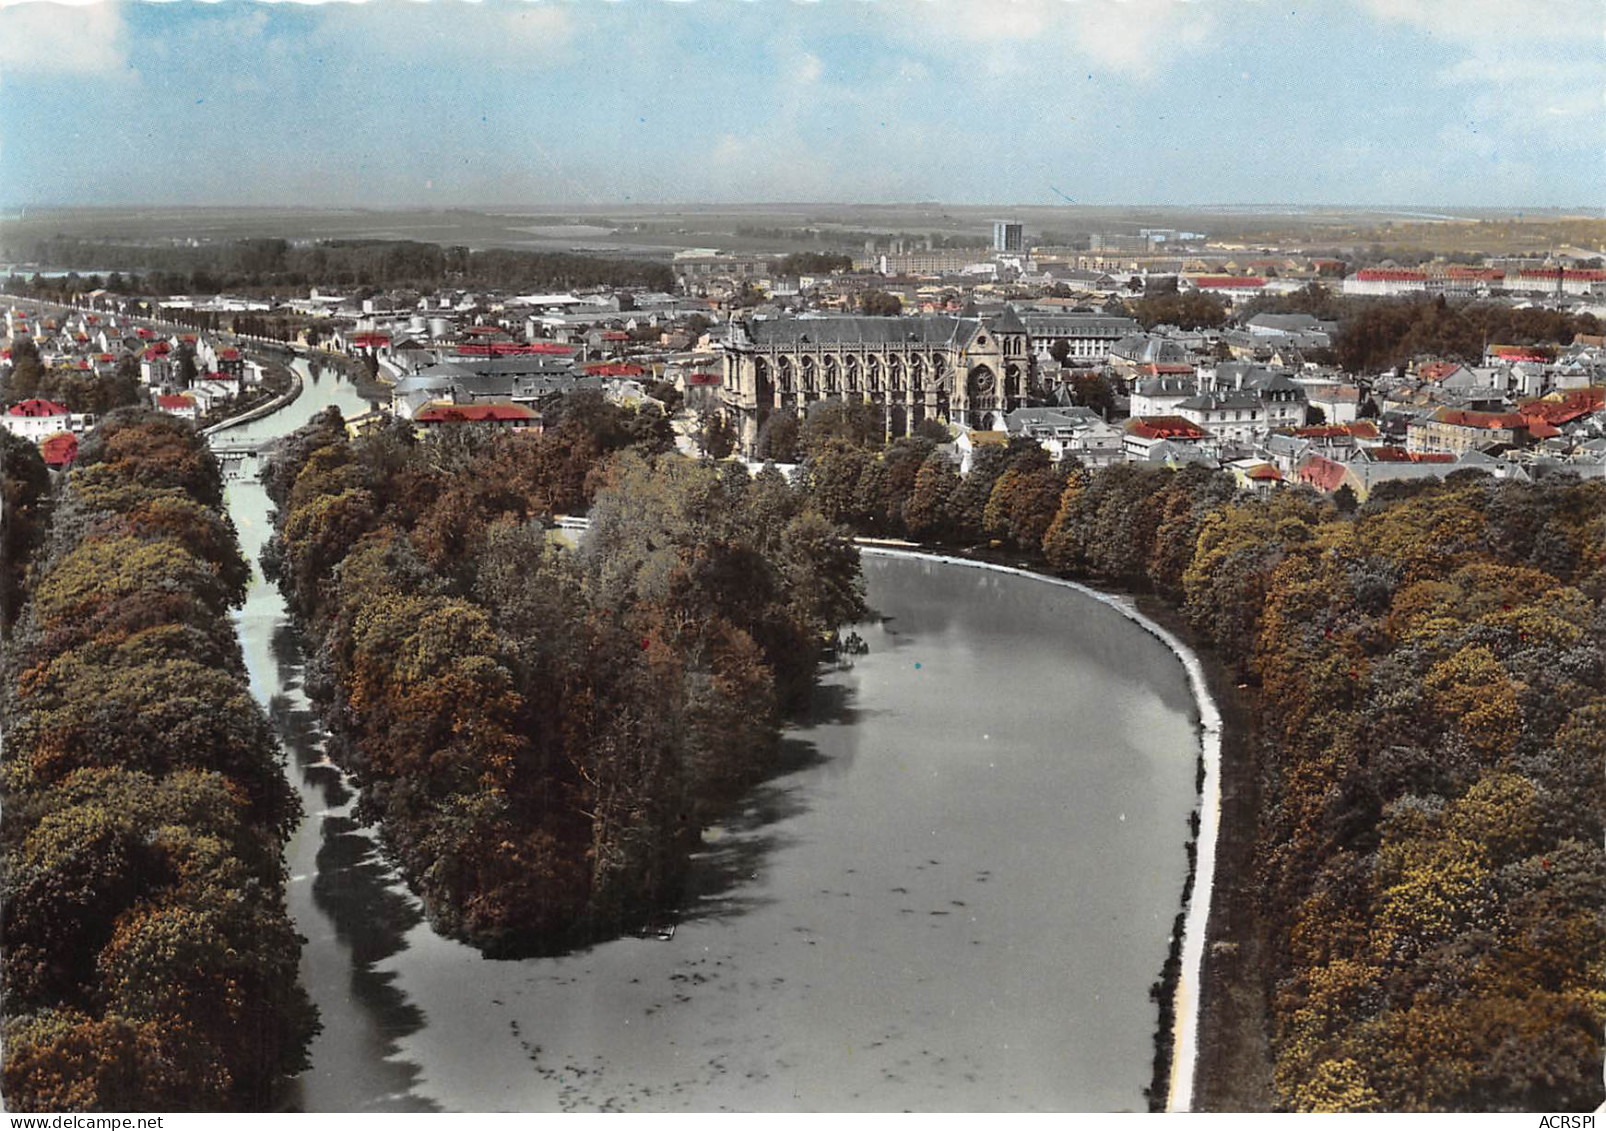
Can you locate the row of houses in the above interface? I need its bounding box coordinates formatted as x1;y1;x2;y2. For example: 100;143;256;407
1343;266;1606;298
995;391;1606;501
2;301;275;452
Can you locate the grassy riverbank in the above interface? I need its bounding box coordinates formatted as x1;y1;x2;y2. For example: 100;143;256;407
1134;594;1274;1111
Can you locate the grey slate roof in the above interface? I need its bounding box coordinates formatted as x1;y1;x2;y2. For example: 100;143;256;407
1113;335;1192;364
1135;374;1197;397
992;305;1028;334
1262;433;1310;458
1242;369;1305;394
392;373;456;397
415;356;577;380
745;316;982;348
1147;439;1219;468
1245;313;1337;334
1179;390;1264;412
1005;406;1106;432
1021;311;1141;338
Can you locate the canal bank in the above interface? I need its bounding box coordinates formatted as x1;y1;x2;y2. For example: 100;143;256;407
201;356;304;436
1133;595;1274;1112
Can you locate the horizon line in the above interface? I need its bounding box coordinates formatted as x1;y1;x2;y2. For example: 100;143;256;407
3;202;1604;217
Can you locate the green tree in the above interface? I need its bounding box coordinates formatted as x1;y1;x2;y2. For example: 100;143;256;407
860;290;903;316
697;411;738;460
1;429;50;630
756;412;801;462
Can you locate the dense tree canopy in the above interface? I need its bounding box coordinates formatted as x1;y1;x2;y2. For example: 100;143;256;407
2;410;314;1111
775;252;853;277
1334;297;1599;374
263;401;865;954
1;429;51;632
6;236;676;297
1110;290;1231;330
1;356;140;416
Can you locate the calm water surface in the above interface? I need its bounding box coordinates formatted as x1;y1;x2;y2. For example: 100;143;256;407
221;368;1202;1111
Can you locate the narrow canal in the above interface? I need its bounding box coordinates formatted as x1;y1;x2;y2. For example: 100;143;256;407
218;364;1204;1111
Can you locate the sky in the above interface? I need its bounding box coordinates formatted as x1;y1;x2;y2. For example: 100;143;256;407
0;0;1601;209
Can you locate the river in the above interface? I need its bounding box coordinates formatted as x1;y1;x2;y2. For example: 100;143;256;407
219;359;1204;1112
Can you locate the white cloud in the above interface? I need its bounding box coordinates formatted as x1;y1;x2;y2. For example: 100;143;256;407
1356;0;1578;43
796;50;823;84
495;3;573;55
886;0;1218;78
310;0;575;67
0;1;129;76
1358;0;1603;152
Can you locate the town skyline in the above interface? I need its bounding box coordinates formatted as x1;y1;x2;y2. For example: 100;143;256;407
1;0;1600;211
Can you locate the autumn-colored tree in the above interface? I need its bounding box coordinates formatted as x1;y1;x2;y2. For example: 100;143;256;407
905;451;960;543
2;416;315;1110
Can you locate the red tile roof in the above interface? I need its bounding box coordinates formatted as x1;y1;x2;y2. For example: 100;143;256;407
156;394;195;411
582;362;646;378
1125;415;1208;440
8;398;70;417
1417;360;1464;383
1357;269;1428;282
1368;446;1456;463
1293;421;1380;440
1429;407;1525;430
1488;344;1551;363
1519;268;1606;281
415;402;539;424
454;341;575;357
1518;386;1605;426
1297;454;1350;492
39;431;78;468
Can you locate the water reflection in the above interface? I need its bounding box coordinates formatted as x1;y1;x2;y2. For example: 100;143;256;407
219;363;436;1112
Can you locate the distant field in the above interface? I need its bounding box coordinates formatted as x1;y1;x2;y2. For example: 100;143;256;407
1;203;1601;261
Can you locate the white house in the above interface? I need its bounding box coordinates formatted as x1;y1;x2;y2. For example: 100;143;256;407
2;398;72;441
155;392;198;420
1004;406;1125;467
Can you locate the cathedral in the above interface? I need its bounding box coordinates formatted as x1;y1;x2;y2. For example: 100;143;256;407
719;311;1033;454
